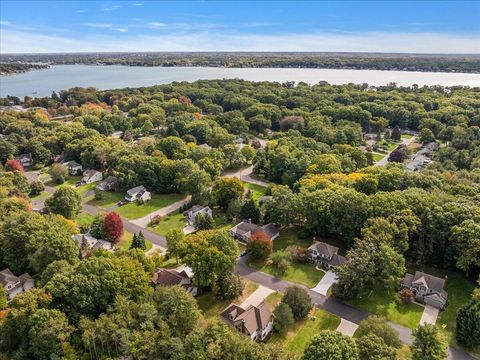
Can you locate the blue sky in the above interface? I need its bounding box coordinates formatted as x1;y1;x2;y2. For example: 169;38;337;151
1;1;479;53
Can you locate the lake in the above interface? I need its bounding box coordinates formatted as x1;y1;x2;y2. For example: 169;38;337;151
1;64;479;98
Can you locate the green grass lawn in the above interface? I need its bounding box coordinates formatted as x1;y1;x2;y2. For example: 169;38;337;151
149;212;187;236
273;228;313;251
401;134;413;139
118;231;152;252
196;280;259;319
349;289;423;329
115;193;185;219
242;181;267;202
248;260;324;288
74;211;95;229
265;291;283;308
88;191;124;209
76;182;97;198
270;308;340;354
372;152;385;162
30;191;49;201
46;175;82;189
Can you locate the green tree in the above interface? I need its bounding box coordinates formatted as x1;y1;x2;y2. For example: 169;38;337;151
455;298;480;348
195;213;215;230
450;220;480;273
213;272;244;300
391;126;402;141
240;198;260;223
410;324;448;360
273;303;294;334
181;230;238;287
303;330;359;360
281;285;312;320
419;128;436;144
355;316;401;348
153;285;201;337
29;180;45;197
246;231;273;261
356;334;397;360
0;285;7;310
49;163;68;184
166;228;184;264
45;186;81;219
212;177;244;211
130;231;146;250
90;213;105;239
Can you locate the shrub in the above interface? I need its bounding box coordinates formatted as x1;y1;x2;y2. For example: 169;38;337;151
29;180;45;196
271;250;292;274
149;214;162;226
356;316;401;348
273;303;294;333
287;245;309;263
5;159;23;172
213;272;244;300
49;163;68;184
398;288;415;304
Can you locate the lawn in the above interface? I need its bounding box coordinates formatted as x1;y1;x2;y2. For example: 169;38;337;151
270;308;341;354
30;191;49;201
76;182;97;198
401;134;413;139
242;181;267;202
149;212;187;236
265;291;282;308
88;191;124;209
196;280;259;319
46;175;82;189
372;153;385;162
118;231;152;252
248;260;324;288
116;193;185;219
349;289;423;329
74;211;95;229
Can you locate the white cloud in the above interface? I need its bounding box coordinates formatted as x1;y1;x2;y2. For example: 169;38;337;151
133;3;143;6
147;22;167;29
101;4;121;11
83;23;114;28
1;28;479;54
0;20;12;26
77;9;88;13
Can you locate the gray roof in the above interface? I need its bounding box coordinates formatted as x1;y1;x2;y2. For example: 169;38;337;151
234;222;262;235
308;242;339;258
127;185;146;196
412;271;446;291
63;160;81;168
261;224;279;239
0;268;19;287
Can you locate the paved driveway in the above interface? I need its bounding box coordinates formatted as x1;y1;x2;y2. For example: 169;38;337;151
336;318;359;337
240;285;274;309
420;305;440;325
310;270;337;296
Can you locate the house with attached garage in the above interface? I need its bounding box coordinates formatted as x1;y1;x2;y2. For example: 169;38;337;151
0;268;34;301
220;301;274;341
62;160;83;175
15;153;34;167
308;241;346;270
230;221;279;243
81;169;103;184
151;265;198;296
125;185;151;203
96;176;118;192
401;271;448;309
187;205;212;226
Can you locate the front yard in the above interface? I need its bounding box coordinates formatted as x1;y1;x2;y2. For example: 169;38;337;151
242;181;267;202
348;289;423;329
115;193;185;219
118;231;153;252
149;212;187;236
270;307;341;354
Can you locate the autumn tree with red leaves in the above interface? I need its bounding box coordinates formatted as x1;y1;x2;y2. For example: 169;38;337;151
5;159;24;172
247;231;273;261
103;212;123;244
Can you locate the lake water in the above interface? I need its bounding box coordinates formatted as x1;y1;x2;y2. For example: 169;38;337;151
1;64;479;98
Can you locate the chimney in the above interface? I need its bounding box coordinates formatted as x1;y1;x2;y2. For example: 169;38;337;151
249;218;252;223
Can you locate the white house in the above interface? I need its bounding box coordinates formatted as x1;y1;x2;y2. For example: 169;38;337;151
62;160;83;175
220;301;274;341
0;268;34;301
15;153;34;167
81;170;103;184
229;222;279;243
187;205;212;226
125;185;151;203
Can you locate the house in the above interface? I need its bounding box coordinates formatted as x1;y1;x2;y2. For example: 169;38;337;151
72;233;112;256
62;160;83;175
230;222;279;243
81;170;103;184
220;301;274;341
308;241;346;270
0;268;34;301
187;205;212;226
151;266;198;296
15;153;34;167
125;185;151;203
96;176;118;192
401;271;448;309
198;143;212;151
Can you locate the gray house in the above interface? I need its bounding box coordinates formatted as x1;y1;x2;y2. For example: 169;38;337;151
0;268;34;301
308;241;346;269
15;153;34;167
125;185;151;203
401;271;448;309
96;176;118;192
187;205;212;226
230;222;279;242
62;160;83;175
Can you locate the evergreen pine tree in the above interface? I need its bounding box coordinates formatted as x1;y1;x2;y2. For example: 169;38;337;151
391;126;401;141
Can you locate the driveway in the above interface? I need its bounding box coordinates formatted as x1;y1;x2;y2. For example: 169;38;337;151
310;270;337;296
240;285;274;309
222;165;269;187
336;318;359;337
130;195;191;227
374;135;417;167
183;225;196;235
420;305;440;325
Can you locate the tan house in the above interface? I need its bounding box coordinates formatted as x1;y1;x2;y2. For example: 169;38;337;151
220;301;274;341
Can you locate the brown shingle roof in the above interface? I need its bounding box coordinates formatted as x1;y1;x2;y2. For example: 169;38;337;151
220;302;273;336
151;268;188;286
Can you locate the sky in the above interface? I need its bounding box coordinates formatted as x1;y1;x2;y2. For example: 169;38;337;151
1;1;479;54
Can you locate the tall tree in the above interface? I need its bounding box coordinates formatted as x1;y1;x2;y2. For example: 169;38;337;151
212;177;244;211
281;286;312;320
455;298;480;348
103;212;123;244
410;324;448;360
45;186;81;219
166;228;184;264
303;330;359;360
450;220;480;273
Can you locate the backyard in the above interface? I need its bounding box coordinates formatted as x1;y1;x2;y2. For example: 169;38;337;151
242;181;267;202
